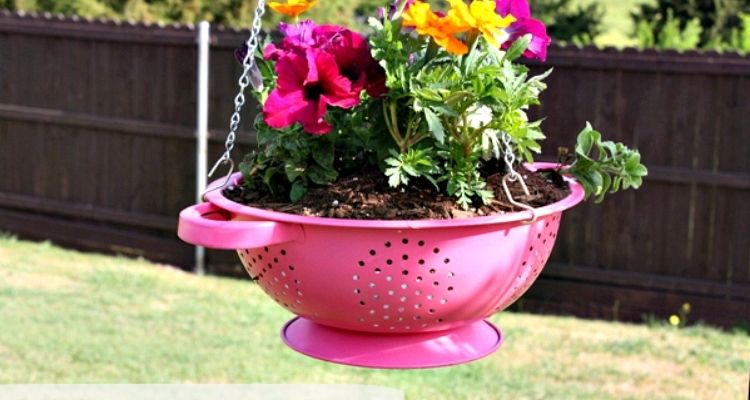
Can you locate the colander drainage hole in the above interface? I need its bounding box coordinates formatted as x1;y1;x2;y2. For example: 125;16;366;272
358;261;365;267
289;265;295;271
447;286;454;291
402;270;409;276
360;301;366;306
428;308;436;314
353;274;360;281
419;259;425;265
418;240;425;246
444;258;450;264
369;282;376;288
273;257;279;263
433;248;440;254
386;276;393;282
429;269;436;274
375;268;382;274
387;259;393;265
355;288;361;294
433;281;440;286
400;283;408;289
370;249;377;256
448;272;455;277
402;254;409;260
388;290;395;295
402;238;409;244
264;247;269;252
416;276;423;283
281;250;287;255
384;241;392;247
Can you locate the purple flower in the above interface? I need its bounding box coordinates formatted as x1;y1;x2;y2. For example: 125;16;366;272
263;49;361;135
495;0;551;61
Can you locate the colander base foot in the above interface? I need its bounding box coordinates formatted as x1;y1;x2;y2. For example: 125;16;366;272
281;317;503;369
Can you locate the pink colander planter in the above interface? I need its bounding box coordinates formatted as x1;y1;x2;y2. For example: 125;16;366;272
178;163;584;369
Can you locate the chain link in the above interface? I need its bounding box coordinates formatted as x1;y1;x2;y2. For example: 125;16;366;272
208;0;267;181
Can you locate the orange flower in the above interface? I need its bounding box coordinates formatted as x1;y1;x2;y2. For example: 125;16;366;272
402;1;469;55
447;0;516;47
268;0;318;19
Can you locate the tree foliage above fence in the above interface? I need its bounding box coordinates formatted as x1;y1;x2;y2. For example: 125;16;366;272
633;0;750;52
1;0;602;44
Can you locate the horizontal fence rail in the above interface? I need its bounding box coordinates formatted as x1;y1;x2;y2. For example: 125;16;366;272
0;11;748;327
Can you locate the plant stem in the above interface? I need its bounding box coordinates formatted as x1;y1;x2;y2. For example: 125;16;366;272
389;101;407;153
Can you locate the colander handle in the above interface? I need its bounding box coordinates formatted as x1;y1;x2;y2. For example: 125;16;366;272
178;202;304;250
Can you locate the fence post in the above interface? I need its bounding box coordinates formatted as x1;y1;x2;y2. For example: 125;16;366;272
195;21;211;275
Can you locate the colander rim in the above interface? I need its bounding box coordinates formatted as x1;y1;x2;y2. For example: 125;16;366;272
204;162;585;229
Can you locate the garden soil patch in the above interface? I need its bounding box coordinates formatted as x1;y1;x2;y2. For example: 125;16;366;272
224;168;570;220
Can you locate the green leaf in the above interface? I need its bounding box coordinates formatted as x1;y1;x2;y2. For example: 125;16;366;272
307;164;338;185
290;180;308;202
424;108;445;143
311;138;335;168
284;161;306;182
566;123;648;202
503;34;532;62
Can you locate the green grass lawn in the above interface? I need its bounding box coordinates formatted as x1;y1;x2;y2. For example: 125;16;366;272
0;235;747;399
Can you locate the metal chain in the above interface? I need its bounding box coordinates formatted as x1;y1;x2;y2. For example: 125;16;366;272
500;132;537;222
207;0;267;185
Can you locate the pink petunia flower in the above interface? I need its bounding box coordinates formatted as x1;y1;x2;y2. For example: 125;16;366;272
495;0;551;61
263;19;319;60
263;49;361;135
314;25;387;98
262;22;387;98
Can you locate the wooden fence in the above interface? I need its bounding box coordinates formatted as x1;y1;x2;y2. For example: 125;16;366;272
0;11;748;327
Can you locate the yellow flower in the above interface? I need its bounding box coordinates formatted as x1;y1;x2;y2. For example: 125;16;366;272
669;315;680;326
447;0;516;47
268;0;317;19
403;1;469;55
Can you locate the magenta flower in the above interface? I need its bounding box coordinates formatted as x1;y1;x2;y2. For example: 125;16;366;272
314;25;387;98
263;49;361;135
263;19;319;61
495;0;551;61
262;22;387;98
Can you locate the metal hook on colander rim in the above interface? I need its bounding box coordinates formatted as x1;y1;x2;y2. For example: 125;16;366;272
500;132;537;224
202;158;235;200
502;171;538;224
